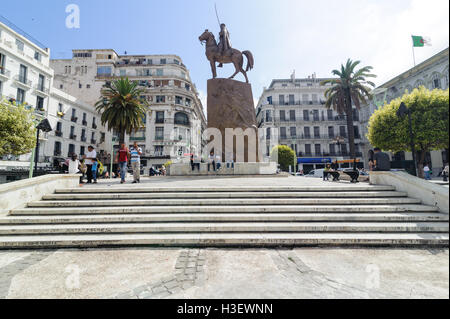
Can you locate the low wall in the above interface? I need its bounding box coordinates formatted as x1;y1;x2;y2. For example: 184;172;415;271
0;174;80;216
370;171;449;214
168;162;277;176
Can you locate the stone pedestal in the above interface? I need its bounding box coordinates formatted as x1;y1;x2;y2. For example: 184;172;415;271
207;78;259;162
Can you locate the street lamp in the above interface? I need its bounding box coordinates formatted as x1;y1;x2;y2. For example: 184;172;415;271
396;102;418;176
33;118;52;177
334;136;346;156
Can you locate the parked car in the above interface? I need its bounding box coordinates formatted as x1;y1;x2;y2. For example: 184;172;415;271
305;169;325;178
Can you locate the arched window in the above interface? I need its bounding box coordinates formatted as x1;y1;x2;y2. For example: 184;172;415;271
431;72;442;89
414;79;425;88
174;112;189;126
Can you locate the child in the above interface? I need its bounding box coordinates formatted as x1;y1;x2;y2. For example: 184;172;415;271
92;158;99;184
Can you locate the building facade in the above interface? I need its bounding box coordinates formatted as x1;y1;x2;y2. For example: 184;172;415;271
360;47;449;174
256;74;364;172
50;50;207;168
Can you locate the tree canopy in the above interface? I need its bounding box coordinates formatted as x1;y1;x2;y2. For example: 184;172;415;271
0;100;36;157
367;87;449;165
270;145;296;171
95;78;148;144
321;59;376;158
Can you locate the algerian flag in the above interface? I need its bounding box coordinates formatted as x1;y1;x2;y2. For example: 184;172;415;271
412;35;431;47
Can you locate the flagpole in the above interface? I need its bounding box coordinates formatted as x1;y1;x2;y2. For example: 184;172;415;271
412;45;416;67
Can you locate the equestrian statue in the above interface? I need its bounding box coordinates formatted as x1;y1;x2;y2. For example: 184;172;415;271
199;24;254;83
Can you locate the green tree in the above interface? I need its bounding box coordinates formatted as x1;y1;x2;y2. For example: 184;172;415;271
95;78;148;144
0;100;36;157
270;145;296;171
321;59;376;158
367;87;449;177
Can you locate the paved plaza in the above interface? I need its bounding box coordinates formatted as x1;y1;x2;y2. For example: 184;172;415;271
0;247;448;299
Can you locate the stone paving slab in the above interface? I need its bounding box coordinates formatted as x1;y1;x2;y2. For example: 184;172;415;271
0;248;448;299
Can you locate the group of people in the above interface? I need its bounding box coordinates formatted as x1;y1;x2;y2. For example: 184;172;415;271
190;151;235;173
116;142;143;184
67;145;101;184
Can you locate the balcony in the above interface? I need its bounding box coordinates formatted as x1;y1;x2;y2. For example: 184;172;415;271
70;134;77;141
53;150;61;157
155;136;164;141
91;139;97;145
71;117;78;123
35;85;49;95
81;136;87;142
55;131;63;137
92;123;97;129
155;118;165;124
14;75;32;89
130;136;146;141
0;67;11;80
82;120;88;126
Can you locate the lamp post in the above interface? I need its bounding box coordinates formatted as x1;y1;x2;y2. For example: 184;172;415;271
31;118;52;178
334;136;346;157
397;102;418;176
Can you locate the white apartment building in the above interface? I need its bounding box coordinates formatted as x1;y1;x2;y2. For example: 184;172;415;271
360;47;449;174
51;50;207;168
256;74;364;172
0;17;110;182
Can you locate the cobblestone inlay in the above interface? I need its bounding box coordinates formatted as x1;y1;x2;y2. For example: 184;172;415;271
0;251;55;299
271;250;394;299
109;249;206;299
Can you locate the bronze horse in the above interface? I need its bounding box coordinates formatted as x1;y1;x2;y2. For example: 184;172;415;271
199;30;254;83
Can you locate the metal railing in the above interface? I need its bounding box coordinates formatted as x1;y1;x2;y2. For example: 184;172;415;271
14;75;32;87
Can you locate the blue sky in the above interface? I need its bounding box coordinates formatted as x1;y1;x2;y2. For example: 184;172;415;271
1;0;449;104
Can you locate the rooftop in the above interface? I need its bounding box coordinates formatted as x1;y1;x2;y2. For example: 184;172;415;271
0;15;48;51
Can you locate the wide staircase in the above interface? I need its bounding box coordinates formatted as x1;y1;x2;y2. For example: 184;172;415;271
0;185;448;248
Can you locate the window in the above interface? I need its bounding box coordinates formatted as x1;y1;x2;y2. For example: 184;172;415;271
38;74;45;91
302;94;309;104
68;144;75;156
339;126;347;137
15;39;24;51
305;144;312;155
328;127;335;138
267;96;272;105
60;84;64;89
80;146;85;156
56;122;62;132
156;69;164;76
175;96;183;105
86;84;91;89
280;127;287;138
16;88;25;104
315;144;321;155
97;66;112;76
0;53;6;73
303;110;309;121
289;95;295;105
81;129;86;141
58;103;63;113
433;77;442;89
313;110;319;121
155;127;164;140
327;109;333;120
290;110;296;121
156;111;165;123
314;127;320;138
185;98;191;107
174;112;189;125
160;59;167;64
120;69;126;77
304;127;311;138
329;144;336;155
353;109;359;121
279;95;285;105
155;146;164;156
290;127;297;137
34;51;41;62
174;59;180;65
185;84;190;91
36;96;44;110
0;80;2;96
266;128;271;140
280;110;286;121
156;95;165;103
19;64;27;83
54;141;62;156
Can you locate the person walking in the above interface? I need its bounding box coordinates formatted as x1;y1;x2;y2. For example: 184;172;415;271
130;142;143;184
443;163;449;182
373;148;391;172
423;164;432;180
208;151;216;172
115;144;130;184
83;146;97;184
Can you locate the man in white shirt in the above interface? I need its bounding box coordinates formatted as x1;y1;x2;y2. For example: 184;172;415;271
83;146;97;184
130;142;143;183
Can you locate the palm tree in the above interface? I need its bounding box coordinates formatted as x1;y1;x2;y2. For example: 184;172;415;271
95;78;148;145
321;59;376;159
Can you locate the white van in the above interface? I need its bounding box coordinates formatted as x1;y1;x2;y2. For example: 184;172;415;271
305;169;325;178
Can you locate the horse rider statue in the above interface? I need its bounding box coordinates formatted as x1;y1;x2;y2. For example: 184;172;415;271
218;24;232;68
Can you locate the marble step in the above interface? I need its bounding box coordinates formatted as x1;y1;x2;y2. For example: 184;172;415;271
0;222;447;235
42;191;409;200
0;233;447;249
2;212;447;225
27;198;422;208
54;185;397;194
11;205;439;216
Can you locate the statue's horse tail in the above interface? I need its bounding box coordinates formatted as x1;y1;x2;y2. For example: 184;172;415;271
243;51;254;72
